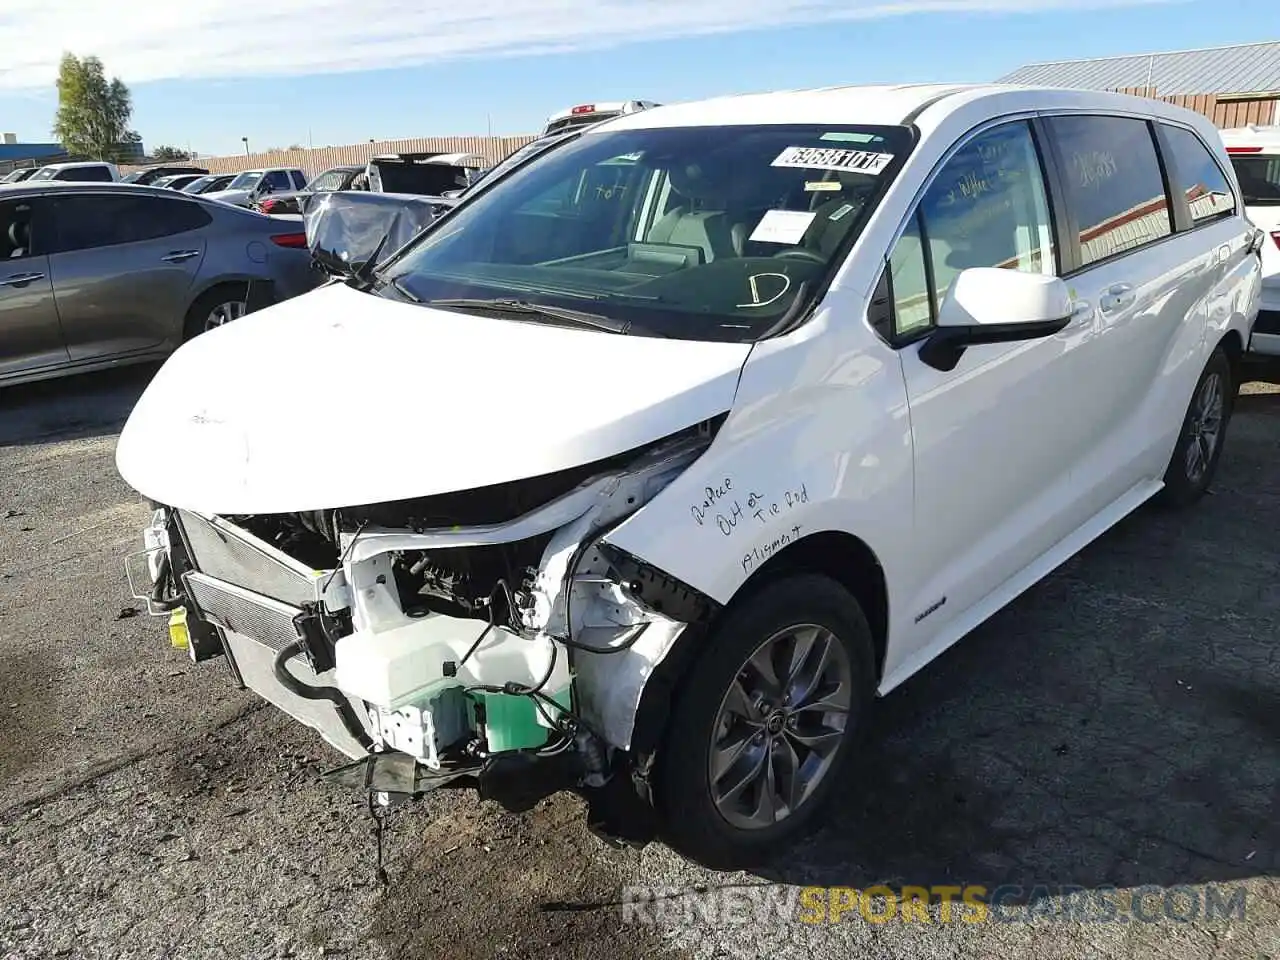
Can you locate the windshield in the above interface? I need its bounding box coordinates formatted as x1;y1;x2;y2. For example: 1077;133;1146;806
2;169;33;182
379;123;911;342
308;168;350;191
28;167;58;181
182;176;213;192
120;171;144;183
1231;155;1280;206
229;171;262;190
467;134;572;193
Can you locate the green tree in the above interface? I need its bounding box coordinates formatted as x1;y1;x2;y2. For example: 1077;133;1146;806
152;145;190;161
52;53;141;162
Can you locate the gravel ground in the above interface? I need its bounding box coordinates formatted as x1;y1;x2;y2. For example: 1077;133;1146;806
0;363;1275;960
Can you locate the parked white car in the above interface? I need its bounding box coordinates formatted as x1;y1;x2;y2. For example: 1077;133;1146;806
1221;124;1280;355
204;167;309;208
10;160;120;184
117;83;1261;867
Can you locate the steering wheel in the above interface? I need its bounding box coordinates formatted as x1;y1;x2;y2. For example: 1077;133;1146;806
773;248;825;264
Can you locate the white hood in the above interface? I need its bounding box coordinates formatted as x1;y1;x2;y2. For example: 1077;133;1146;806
116;283;751;515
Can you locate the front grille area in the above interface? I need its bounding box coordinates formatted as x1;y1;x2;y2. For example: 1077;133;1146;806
184;572;305;661
176;510;317;607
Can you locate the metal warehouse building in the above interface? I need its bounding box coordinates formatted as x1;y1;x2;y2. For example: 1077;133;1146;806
998;39;1280;128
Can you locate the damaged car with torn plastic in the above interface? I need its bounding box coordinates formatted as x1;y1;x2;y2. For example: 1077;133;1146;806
118;82;1259;868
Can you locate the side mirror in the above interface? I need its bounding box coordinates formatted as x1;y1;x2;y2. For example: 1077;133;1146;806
919;267;1073;372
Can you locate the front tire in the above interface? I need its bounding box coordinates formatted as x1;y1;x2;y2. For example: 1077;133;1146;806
655;574;875;869
1157;346;1233;508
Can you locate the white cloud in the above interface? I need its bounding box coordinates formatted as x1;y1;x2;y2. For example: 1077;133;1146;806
0;0;1179;91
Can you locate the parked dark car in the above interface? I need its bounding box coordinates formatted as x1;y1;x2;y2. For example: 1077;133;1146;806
255;164;364;216
181;174;235;195
120;164;209;185
0;182;323;388
152;173;206;191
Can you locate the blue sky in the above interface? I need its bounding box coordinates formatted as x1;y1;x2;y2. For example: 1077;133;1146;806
0;0;1274;158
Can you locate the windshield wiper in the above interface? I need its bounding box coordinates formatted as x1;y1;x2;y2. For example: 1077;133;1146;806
425;297;629;333
386;276;422;303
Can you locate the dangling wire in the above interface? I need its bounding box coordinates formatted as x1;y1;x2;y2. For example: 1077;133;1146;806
366;790;390;889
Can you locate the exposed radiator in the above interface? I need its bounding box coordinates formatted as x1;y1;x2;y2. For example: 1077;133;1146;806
184;572;306;663
176;510;318;607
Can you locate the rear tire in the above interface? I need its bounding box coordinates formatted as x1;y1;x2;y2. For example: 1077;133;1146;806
655;574;875;869
1157;346;1233;508
182;284;249;341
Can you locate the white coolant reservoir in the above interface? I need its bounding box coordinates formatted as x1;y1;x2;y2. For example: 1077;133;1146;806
333;613;569;711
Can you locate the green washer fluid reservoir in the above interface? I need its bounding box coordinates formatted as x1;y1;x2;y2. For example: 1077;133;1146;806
472;687;572;753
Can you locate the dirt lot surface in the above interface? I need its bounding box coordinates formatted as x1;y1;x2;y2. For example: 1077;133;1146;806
0;363;1276;960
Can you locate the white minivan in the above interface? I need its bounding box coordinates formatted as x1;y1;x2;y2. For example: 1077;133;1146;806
1221;123;1280;355
118;83;1261;867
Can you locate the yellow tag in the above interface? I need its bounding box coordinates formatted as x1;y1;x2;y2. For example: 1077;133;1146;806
168;607;190;650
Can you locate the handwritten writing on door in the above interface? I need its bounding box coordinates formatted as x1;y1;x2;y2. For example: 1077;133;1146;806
689;479;810;538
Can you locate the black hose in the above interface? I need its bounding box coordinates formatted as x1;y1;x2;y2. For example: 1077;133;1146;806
272;639;374;752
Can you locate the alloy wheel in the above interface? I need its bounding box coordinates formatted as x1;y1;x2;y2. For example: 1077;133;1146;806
1183;371;1224;485
205;300;247;332
707;623;852;831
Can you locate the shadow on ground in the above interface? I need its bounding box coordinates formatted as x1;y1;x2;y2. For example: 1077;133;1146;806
745;394;1280;901
0;364;158;447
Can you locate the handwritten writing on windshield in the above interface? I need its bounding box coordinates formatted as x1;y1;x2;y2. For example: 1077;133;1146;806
690;480;810;538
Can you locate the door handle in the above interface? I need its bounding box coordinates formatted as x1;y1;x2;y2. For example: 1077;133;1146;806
0;272;45;287
1099;283;1135;313
1216;243;1231;265
1068;299;1093;324
161;250;200;262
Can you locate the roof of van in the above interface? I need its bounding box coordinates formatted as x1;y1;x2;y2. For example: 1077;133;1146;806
1220;124;1280;151
600;83;1220;133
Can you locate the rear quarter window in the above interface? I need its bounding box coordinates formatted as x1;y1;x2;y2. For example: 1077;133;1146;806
1159;125;1235;224
1047;114;1172;267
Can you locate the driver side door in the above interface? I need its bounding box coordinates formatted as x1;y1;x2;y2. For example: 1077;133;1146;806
887;118;1095;664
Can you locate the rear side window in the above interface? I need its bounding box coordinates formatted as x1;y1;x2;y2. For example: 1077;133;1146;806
51;195;212;252
291;170;308;189
57;166;113;182
1047;115;1171;268
1160;126;1235;224
1230;155;1280;206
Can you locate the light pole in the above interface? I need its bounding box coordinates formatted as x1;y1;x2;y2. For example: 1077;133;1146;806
242;136;250;156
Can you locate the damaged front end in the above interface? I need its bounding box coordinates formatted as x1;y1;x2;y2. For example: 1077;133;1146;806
125;419;722;842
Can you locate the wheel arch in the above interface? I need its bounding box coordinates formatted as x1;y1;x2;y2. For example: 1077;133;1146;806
1217;327;1244;389
628;528;889;759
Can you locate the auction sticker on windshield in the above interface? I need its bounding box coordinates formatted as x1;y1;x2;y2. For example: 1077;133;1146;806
749;209;817;245
772;146;894;175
